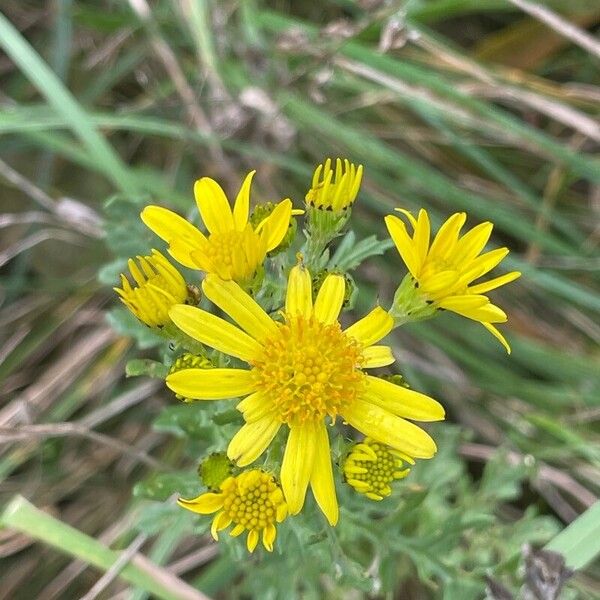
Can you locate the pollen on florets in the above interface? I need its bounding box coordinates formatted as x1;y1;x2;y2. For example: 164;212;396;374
343;437;412;501
249;314;365;425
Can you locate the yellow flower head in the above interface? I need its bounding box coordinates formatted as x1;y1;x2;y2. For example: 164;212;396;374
114;249;188;328
385;209;521;353
178;469;287;552
306;158;363;212
343;437;412;501
165;264;445;526
141;171;295;285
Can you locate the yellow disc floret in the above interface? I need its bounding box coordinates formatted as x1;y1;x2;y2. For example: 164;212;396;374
178;469;288;552
114;249;188;328
250;314;365;425
344;437;412;501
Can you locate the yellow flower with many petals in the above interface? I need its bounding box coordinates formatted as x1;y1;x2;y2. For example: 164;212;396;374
114;249;188;328
165;265;445;526
141;171;294;285
179;469;287;552
385;209;521;353
343;437;412;501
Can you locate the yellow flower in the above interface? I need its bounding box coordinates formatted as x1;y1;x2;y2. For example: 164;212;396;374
141;171;294;285
343;437;412;501
386;209;521;353
305;158;363;212
165;265;444;526
114;249;188;328
178;469;288;552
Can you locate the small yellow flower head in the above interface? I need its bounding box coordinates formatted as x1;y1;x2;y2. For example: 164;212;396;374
178;469;288;552
114;250;188;328
198;452;234;491
168;352;214;402
306;158;363;212
343;437;412;501
386;209;521;353
141;171;298;286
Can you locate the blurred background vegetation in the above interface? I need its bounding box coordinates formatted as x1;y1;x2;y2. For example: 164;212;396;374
0;1;599;598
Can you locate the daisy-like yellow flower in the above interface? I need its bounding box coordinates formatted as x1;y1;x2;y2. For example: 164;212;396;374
343;437;412;501
385;209;521;353
165;265;444;526
178;469;287;552
114;249;188;328
305;158;363;212
141;171;294;285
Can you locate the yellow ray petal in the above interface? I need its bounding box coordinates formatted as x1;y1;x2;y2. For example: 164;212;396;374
236;392;273;423
468;271;521;295
210;511;232;541
247;529;259;553
313;274;345;325
438;296;507;323
450;221;493;264
419;270;460;296
262;524;277;552
233;170;255;230
202;275;278;342
365;376;445;421
166;368;255;400
394;208;417;229
169;304;262;361
227;416;281;467
413;209;431;265
281;422;317;515
461;247;509;282
429;212;466;259
141;206;209;269
344;306;393;347
482;322;512;354
177;492;223;514
310;423;339;526
385;215;421;277
361;346;395;368
258;198;293;252
344;399;437;458
285;264;313;316
194;177;234;234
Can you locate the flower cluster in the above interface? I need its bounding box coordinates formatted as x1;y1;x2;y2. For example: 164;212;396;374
115;160;520;552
